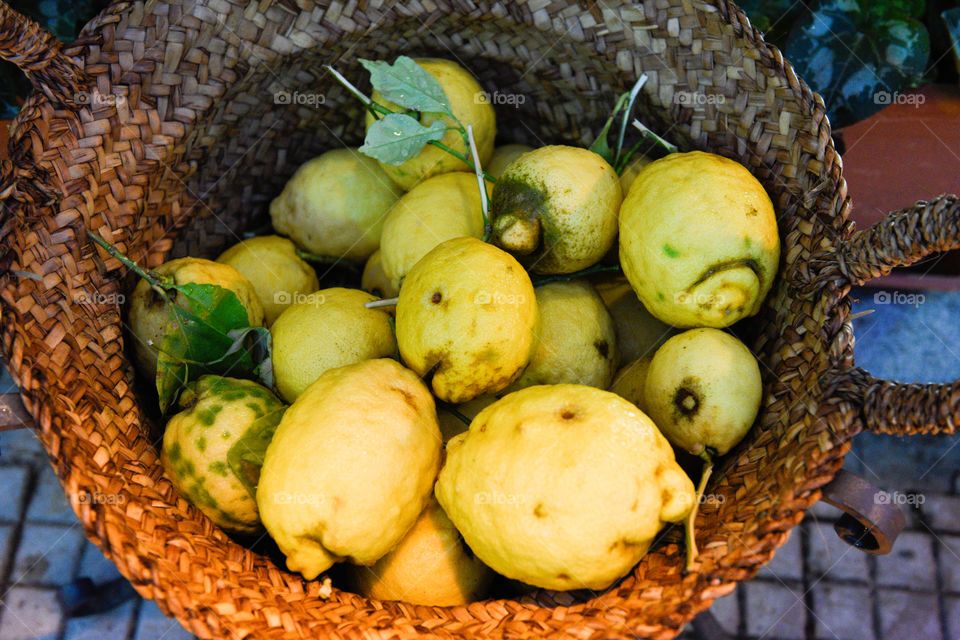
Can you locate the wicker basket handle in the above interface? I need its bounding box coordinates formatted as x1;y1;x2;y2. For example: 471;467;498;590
0;1;86;106
837;194;960;436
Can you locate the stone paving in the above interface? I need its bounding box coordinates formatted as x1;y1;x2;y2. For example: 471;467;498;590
1;286;958;639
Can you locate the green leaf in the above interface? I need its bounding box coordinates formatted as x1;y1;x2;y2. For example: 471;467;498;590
227;405;286;499
588;92;628;165
360;56;453;116
359;113;448;165
155;283;266;412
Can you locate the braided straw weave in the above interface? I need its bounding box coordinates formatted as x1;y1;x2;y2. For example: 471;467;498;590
1;0;958;638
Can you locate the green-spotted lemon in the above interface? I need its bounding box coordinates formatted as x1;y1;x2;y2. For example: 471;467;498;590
161;375;285;535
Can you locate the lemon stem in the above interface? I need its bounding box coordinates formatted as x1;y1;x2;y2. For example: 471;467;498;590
464;124;491;241
631;119;678;154
366;297;399;309
685;452;714;572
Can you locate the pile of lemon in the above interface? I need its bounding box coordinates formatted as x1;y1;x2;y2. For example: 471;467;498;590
132;58;780;605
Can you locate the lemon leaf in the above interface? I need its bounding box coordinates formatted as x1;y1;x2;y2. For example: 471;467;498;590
227;405;286;499
359;113;447;165
360;56;453;116
156;283;270;412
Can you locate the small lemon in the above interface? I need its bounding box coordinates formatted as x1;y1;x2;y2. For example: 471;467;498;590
269;148;404;262
507;280;618;390
361;249;399;299
608;356;653;413
257;358;442;580
490;145;622;274
217;235;319;326
436;385;694;590
619;151;780;328
271;288;396;402
592;275;674;362
379;172;486;289
396;237;538;403
618;153;652;195
161;375;285;535
127;258;264;379
367;58;496;190
486;144;533;179
349;498;494;606
644;328;762;457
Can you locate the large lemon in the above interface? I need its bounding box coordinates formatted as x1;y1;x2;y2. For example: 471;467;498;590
507;280;618;390
217;235;319;326
257;358;442;580
349;498;494;606
436;385;694;590
619;151;780;328
127;258;264;379
271;288;396;402
379;172;486;289
490;145;622;274
367;58;496;190
269;148;403;262
161;375;285;535
395;237;538;403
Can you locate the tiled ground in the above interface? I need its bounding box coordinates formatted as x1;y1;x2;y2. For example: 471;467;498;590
1;287;958;640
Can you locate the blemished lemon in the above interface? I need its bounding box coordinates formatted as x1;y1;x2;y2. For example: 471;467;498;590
435;384;694;590
269;148;403;262
161;375;285;535
270;288;396;402
644;328;762;456
367;58;496;190
507;280;618;391
217;235;319;326
257;358;442;580
379;172;486;289
127;257;264;379
348;498;494;606
619;151;780;328
395;237;538;403
490;145;622;274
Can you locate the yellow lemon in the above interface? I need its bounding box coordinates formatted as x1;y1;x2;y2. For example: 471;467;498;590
436;385;694;590
608;356;653;413
592;274;675;362
367;58;496;190
395;237;538;403
349;498;494;606
379;172;486;289
269;148;404;262
619;151;780;327
644;328;762;456
257;359;442;580
270;288;395;402
507;280;618;390
217;235;319;326
486;144;533;179
361;249;399;300
618;153;652;195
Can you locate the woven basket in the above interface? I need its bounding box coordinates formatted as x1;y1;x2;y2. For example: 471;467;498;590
2;1;959;638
